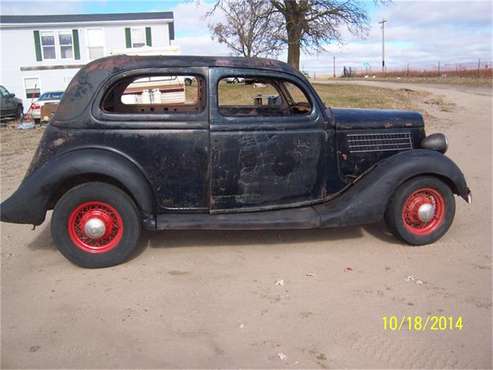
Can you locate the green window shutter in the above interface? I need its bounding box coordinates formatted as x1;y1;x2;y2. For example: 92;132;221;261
145;27;152;46
33;30;42;61
125;27;132;48
72;29;80;60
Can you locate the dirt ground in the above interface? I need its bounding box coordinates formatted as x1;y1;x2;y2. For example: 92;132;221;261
1;81;491;369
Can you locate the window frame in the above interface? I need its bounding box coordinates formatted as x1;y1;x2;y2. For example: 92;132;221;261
86;27;105;60
58;31;74;59
23;76;41;99
40;31;56;60
217;76;312;118
37;30;77;61
131;27;146;48
91;67;209;128
211;67;321;131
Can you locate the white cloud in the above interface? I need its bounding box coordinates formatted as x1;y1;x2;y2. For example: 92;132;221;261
171;0;492;73
300;0;493;73
172;1;232;56
177;35;231;56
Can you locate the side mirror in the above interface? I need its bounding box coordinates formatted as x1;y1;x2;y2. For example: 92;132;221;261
8;93;15;98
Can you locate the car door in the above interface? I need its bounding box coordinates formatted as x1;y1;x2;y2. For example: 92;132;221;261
209;67;329;212
91;67;210;213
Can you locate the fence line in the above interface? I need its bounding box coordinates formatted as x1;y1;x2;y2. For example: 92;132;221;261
305;60;493;79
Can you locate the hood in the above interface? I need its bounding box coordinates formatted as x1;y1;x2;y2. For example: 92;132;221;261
329;108;424;131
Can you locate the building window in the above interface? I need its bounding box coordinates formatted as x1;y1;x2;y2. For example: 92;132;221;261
87;28;104;60
59;32;73;59
40;32;56;59
131;28;146;48
24;77;41;99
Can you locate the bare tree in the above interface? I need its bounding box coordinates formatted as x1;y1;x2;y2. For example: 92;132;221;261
271;0;370;70
209;0;382;70
208;0;284;58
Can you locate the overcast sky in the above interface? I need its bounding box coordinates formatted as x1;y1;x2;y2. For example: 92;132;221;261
1;0;492;73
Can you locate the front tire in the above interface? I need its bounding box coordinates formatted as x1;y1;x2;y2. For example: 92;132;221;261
51;182;142;268
385;176;455;245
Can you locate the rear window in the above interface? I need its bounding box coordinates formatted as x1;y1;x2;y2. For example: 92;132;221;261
39;92;64;100
101;74;205;114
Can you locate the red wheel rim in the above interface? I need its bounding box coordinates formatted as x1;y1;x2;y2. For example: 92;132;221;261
68;201;124;254
402;187;445;236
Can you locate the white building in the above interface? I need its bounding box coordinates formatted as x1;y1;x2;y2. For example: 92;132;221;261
0;12;179;109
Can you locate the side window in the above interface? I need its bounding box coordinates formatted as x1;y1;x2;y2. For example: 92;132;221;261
101;74;205;114
217;76;312;117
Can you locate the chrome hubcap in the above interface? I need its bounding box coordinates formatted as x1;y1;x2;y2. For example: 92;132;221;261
417;203;435;223
83;218;106;239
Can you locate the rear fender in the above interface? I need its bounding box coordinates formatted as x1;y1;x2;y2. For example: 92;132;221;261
317;149;470;227
1;149;155;225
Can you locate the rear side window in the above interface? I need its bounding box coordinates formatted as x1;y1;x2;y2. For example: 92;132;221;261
101;74;205;114
217;77;311;117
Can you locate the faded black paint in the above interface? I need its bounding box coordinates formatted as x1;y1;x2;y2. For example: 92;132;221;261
0;55;470;229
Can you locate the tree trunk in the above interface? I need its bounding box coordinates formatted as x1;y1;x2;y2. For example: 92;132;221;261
287;35;301;70
285;1;302;70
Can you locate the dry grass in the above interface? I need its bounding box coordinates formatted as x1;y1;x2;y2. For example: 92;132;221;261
218;82;425;110
218;82;279;105
346;76;493;87
312;83;427;110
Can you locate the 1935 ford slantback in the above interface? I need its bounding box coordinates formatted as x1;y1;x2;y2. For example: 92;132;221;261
0;55;471;267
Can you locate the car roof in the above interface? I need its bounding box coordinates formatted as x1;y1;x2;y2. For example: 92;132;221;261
84;54;297;73
40;91;64;96
56;55;305;123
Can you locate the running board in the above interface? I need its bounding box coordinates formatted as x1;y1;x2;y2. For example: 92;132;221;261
154;206;319;230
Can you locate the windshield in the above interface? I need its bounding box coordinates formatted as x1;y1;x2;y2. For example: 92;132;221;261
38;92;64;101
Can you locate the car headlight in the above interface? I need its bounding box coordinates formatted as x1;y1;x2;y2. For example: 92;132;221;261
421;133;448;153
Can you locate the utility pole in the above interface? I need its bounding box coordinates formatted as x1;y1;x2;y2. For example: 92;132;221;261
378;19;387;73
333;56;336;78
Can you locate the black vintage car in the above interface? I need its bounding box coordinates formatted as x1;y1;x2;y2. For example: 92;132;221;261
0;55;471;268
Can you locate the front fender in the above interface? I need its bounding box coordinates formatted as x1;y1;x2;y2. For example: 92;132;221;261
1;149;155;225
317;149;470;227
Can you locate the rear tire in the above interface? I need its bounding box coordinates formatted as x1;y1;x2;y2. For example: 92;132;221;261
16;105;23;121
384;176;455;245
51;182;142;268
